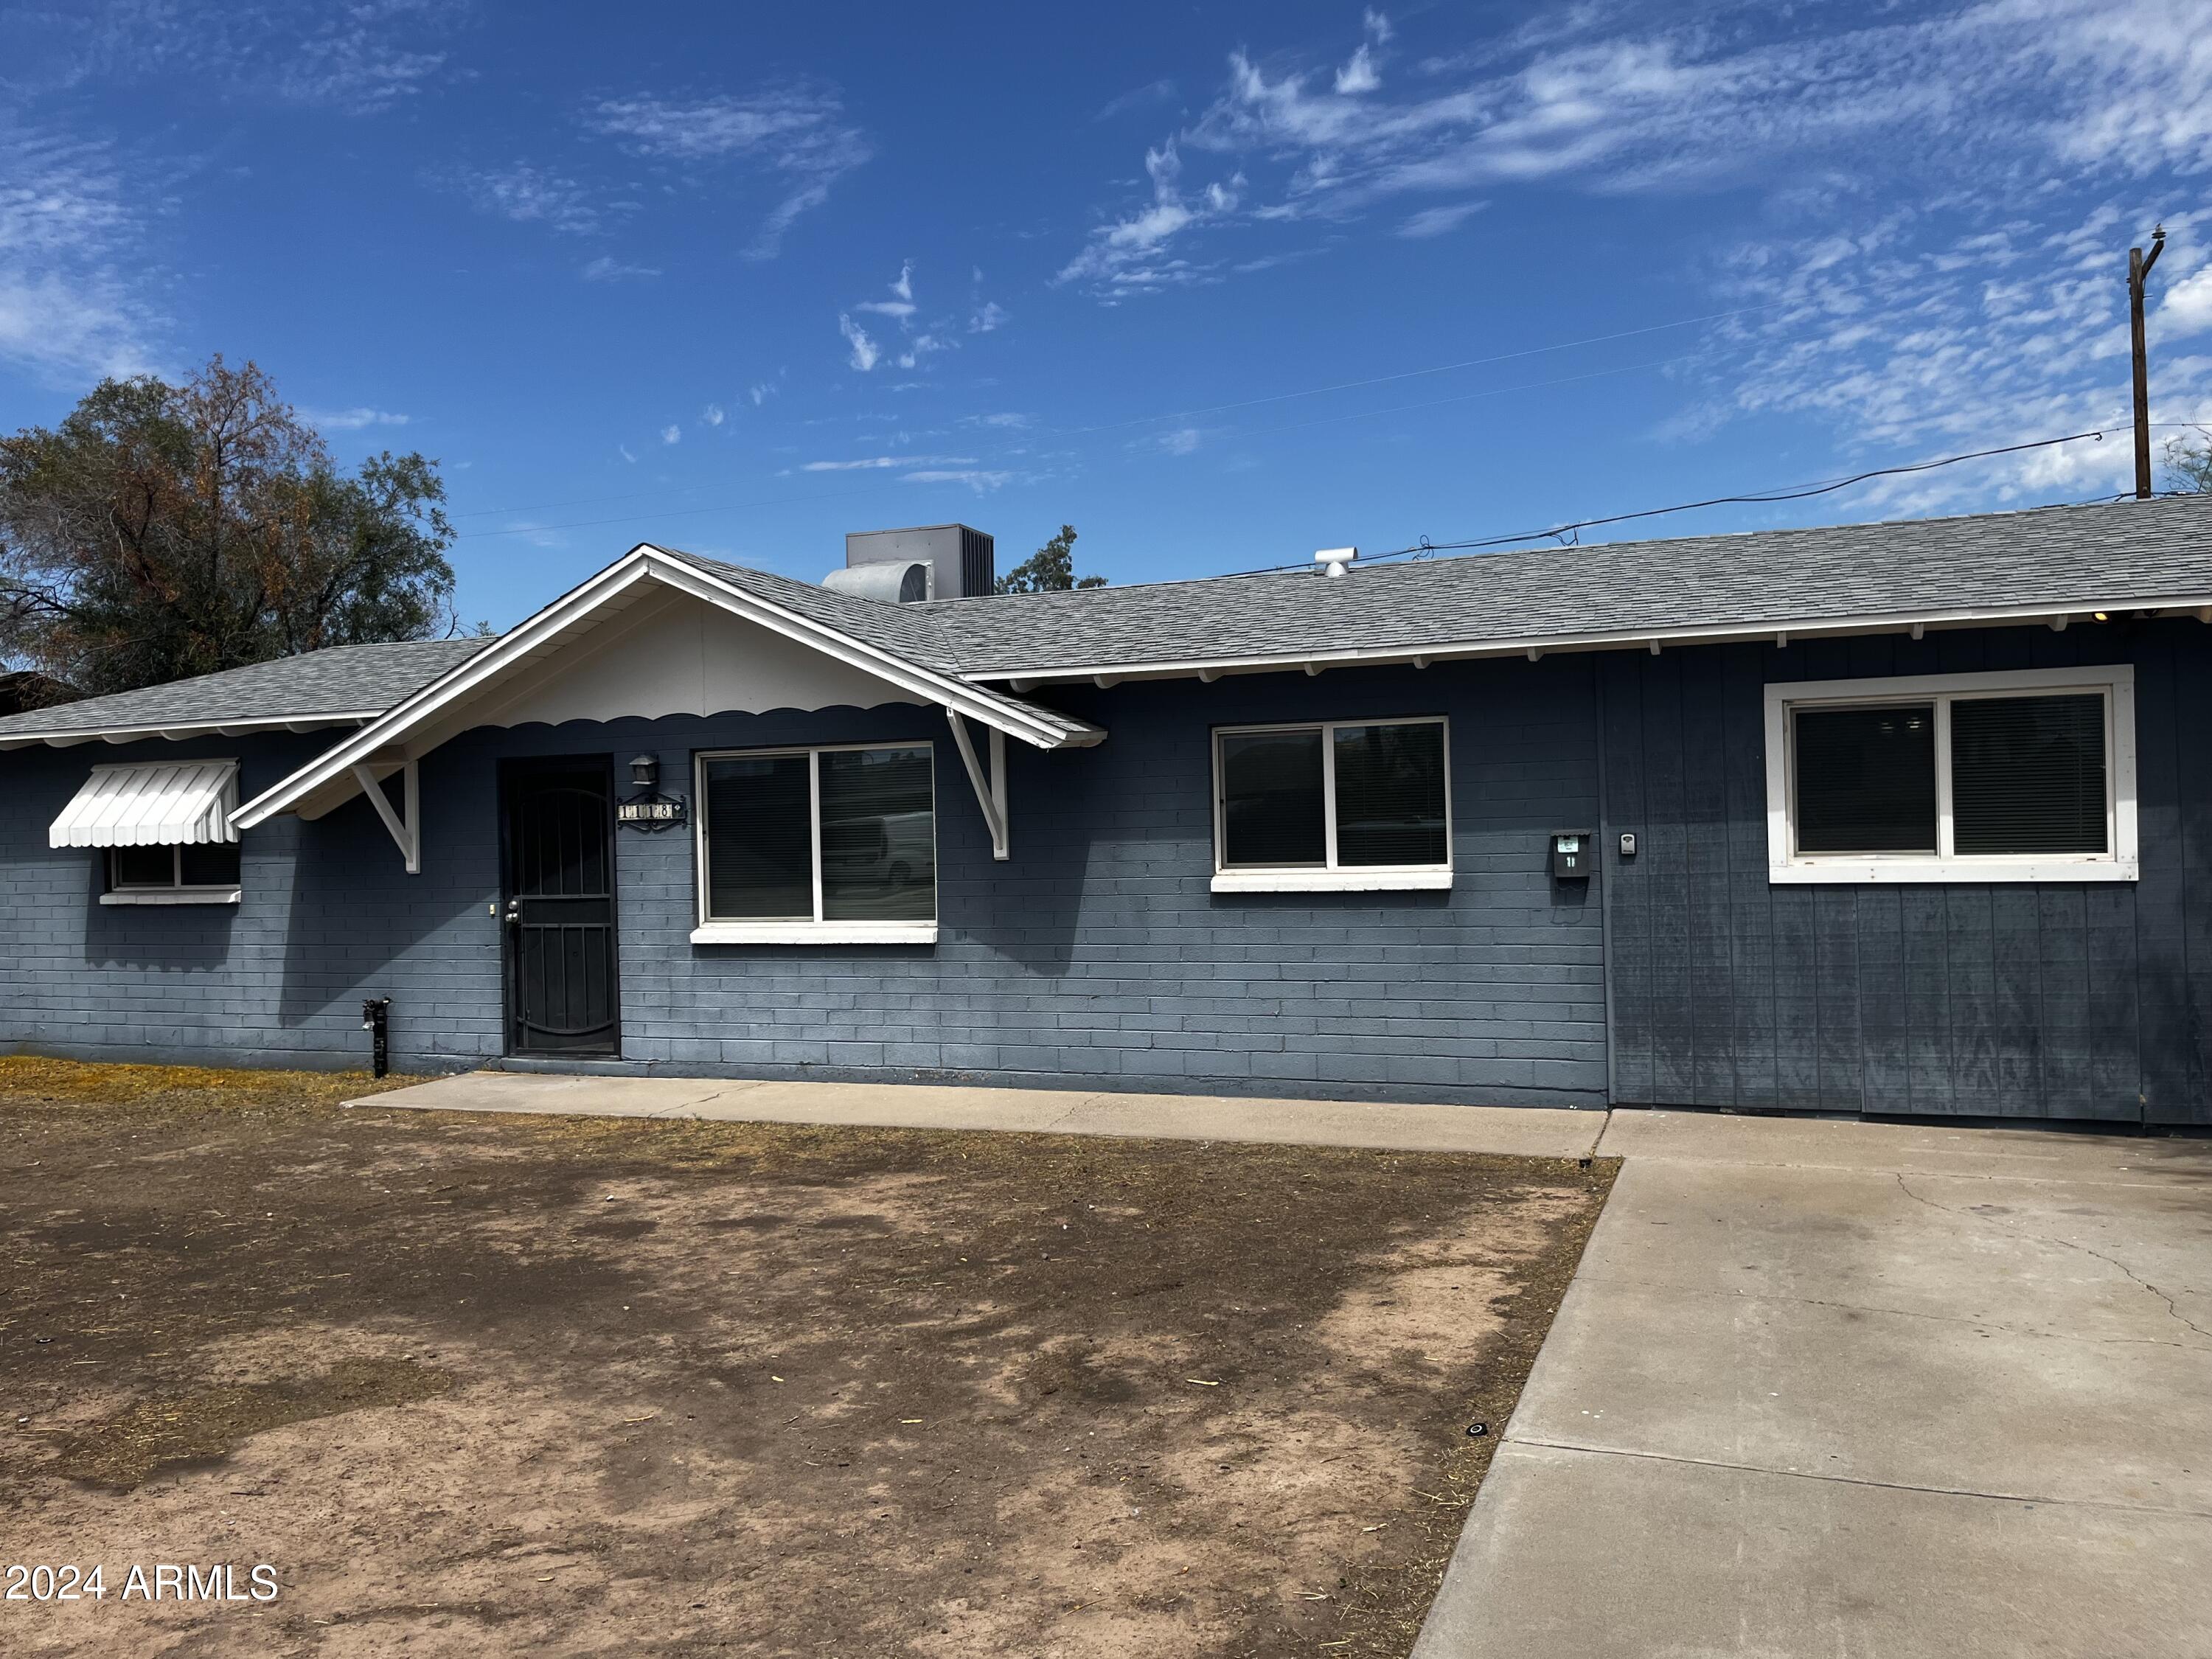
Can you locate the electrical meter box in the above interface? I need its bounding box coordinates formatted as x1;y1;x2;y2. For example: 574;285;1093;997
1551;832;1593;880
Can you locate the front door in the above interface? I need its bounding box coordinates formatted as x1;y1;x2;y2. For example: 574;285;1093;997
501;757;621;1057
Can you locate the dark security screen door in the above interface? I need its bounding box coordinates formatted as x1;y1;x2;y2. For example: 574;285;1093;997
503;759;620;1056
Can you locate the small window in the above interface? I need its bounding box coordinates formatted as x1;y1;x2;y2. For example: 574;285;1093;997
1213;717;1450;892
103;841;242;904
1766;667;2135;883
693;743;936;943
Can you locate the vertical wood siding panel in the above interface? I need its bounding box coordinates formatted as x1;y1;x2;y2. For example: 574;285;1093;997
1857;886;1911;1113
1641;653;1697;1104
2170;633;2212;1125
1602;655;1655;1102
2085;882;2142;1116
2132;633;2192;1124
1901;888;1952;1114
1990;888;2045;1116
1947;890;2000;1115
1813;886;1864;1110
1726;645;1778;1107
1682;649;1736;1105
1771;883;1822;1109
2036;886;2092;1119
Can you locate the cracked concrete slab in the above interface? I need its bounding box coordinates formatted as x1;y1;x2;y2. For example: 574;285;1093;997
1416;1111;2212;1657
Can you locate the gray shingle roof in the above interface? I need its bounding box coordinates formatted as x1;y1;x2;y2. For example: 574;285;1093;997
660;551;965;671
19;497;2211;746
0;637;493;742
916;494;2212;677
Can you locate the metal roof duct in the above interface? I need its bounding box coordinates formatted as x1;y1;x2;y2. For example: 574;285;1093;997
824;560;931;603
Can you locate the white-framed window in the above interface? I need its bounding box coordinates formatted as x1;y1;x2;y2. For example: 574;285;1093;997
691;742;938;944
1211;716;1453;893
1764;665;2137;883
102;842;243;905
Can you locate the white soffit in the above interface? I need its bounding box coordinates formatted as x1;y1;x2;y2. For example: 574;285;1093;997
50;759;239;848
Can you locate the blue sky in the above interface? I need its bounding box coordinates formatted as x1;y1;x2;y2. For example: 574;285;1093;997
4;0;2211;627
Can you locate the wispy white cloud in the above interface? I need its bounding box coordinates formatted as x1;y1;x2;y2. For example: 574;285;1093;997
0;124;160;383
445;163;599;234
702;402;726;426
582;254;659;280
853;260;917;317
840;262;955;370
1062;0;2212;299
838;313;880;372
588;83;871;258
618;442;639;463
1677;203;2212;511
802;453;978;471
902;468;1013;492
12;0;461;114
1097;78;1178;122
748;380;777;406
1150;426;1203;456
962;411;1033;429
1397;201;1485;239
660;423;681;445
969;299;1009;333
302;406;411;431
1056;140;1243;295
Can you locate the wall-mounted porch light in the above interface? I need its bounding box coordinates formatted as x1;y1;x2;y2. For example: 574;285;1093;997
629;754;658;789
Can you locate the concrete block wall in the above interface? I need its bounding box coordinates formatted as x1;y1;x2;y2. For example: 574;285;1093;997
0;655;1609;1106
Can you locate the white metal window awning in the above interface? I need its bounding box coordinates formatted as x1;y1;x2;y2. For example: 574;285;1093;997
49;759;239;848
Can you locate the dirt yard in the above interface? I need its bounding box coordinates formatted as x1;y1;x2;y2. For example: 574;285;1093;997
0;1058;1614;1658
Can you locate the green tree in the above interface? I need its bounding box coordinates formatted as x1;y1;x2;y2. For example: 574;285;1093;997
0;355;458;699
2165;427;2212;493
995;523;1105;594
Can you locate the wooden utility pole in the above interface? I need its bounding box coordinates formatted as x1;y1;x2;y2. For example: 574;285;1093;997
2129;226;2166;499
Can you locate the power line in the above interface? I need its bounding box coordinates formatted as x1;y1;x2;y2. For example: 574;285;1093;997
1229;429;2117;574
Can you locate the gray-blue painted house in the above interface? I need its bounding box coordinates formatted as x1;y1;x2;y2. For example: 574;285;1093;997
5;498;2210;1128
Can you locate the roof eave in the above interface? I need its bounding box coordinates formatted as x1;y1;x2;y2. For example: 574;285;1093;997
0;712;377;751
965;594;2212;688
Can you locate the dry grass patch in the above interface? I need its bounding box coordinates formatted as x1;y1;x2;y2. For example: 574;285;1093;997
1;1061;1613;1658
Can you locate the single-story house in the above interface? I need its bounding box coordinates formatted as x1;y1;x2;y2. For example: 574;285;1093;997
4;497;2210;1128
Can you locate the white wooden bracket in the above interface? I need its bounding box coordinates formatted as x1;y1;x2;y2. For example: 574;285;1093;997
352;759;421;874
945;711;1009;860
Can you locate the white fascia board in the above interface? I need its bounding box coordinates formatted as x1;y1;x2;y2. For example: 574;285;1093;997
234;545;1102;830
0;712;375;751
961;593;2212;686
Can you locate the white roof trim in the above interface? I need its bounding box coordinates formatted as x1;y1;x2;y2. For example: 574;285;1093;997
233;546;1101;831
0;712;372;751
970;593;2212;686
50;759;239;848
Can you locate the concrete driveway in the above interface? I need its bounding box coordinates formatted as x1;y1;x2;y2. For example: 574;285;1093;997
369;1074;2211;1655
1415;1111;2212;1659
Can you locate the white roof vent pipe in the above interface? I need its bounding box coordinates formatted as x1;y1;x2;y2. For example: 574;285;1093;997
1315;546;1359;578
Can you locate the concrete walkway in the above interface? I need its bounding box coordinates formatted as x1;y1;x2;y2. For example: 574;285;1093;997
1417;1110;2212;1659
363;1073;2212;1656
357;1070;1605;1158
